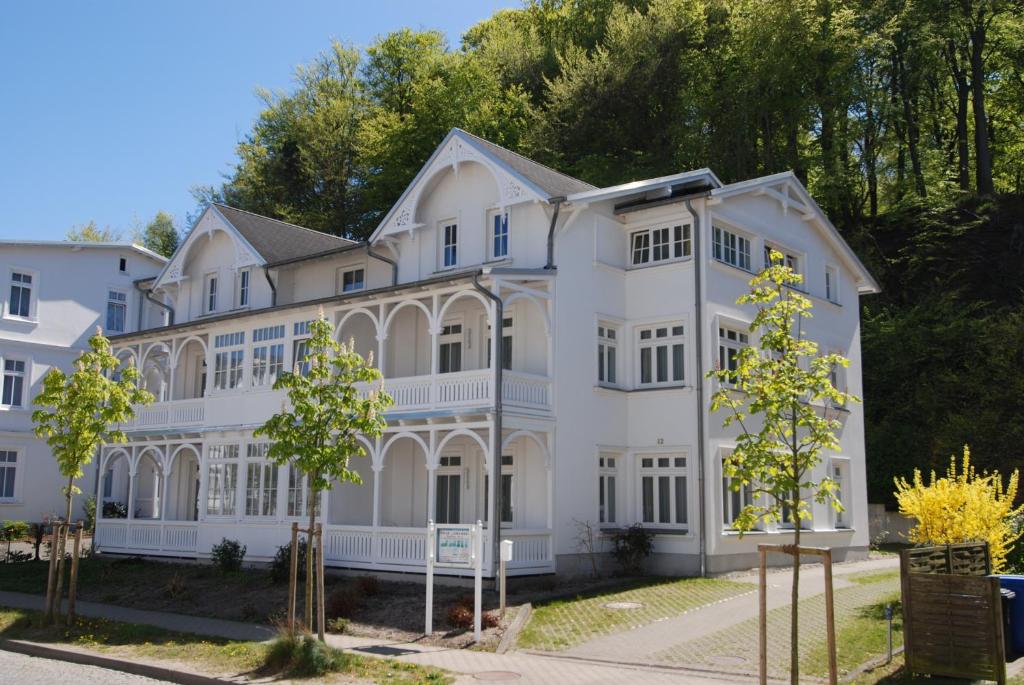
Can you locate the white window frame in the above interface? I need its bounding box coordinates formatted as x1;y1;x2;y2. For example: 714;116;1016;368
830;457;851;529
244;442;278;517
763;241;802;281
717;322;749;385
205;443;240;517
204;272;218;314
598;452;619;526
106;288;128;334
712;224;752;271
1;356;28;409
488;208;510;260
825;264;840;304
439;219;458;269
336;265;366;294
236;268;251;308
7;267;38;321
636;453;690;530
251;325;285;388
721;451;755;531
597;322;619;387
438;319;463;374
636;322;686;387
629;223;692;267
213;331;246;391
0;448;18;501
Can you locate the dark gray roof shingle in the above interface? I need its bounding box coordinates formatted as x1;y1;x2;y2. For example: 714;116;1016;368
456;129;596;198
213;204;356;263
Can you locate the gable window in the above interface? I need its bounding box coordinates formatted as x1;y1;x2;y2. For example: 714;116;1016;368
486;317;513;370
489;209;509;260
763;244;798;272
630;225;691;266
712;226;751;271
638;455;688;529
483;455;514;525
338;267;365;293
204;273;218;313
597;324;618;386
722;460;754;530
206;444;239;516
2;359;26;408
252;325;285;387
119;257;127;273
237;269;250;307
718;326;749;383
8;271;33;319
637;324;685;386
213;331;245;390
245;443;277;517
598;454;618;524
0;450;16;500
106;290;127;333
439;322;462;374
825;266;839;304
441;221;458;268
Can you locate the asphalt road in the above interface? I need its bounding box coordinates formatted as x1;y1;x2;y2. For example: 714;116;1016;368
0;649;174;684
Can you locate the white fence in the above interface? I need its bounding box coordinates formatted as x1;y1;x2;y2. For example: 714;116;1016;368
95;521;199;555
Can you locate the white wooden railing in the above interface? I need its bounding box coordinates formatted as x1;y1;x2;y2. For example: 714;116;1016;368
123;398;205;430
95;520;199;555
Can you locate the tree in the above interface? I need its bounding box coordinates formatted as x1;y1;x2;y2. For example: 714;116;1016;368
32;329;153;621
708;251;856;685
139;211;179;257
254;313;391;637
66;221;123;242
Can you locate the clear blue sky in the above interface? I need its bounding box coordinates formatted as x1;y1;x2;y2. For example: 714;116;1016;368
0;1;517;241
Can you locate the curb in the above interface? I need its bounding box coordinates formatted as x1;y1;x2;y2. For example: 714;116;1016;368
0;639;239;685
496;602;530;654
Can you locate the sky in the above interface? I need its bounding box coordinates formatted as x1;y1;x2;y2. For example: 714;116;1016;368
0;1;517;242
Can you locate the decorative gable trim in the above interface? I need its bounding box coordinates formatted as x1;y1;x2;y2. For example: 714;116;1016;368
153;206;265;290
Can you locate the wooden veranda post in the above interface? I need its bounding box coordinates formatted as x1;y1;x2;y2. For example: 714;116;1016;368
288;522;298;630
66;522;83;625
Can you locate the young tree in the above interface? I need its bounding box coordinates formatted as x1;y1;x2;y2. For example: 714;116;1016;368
139;211;180;257
708;251;857;685
254;313;391;637
66;221;123;242
32;329;153;622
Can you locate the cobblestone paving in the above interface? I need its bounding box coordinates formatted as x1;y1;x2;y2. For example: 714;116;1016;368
518;577;755;651
651;570;900;679
0;649;173;684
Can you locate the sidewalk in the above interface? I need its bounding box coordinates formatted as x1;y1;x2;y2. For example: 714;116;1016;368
0;591;740;684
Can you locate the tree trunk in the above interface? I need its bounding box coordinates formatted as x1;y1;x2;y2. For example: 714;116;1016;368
969;21;994;194
946;40;971;191
896;50;927;199
864;96;878;219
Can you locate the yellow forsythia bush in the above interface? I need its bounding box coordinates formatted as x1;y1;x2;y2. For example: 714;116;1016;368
894;446;1023;573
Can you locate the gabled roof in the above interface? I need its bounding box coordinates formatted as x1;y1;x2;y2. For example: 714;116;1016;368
212;204;356;264
0;239;166;263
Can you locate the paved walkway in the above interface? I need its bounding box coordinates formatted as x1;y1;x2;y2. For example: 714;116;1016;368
0;649;174;685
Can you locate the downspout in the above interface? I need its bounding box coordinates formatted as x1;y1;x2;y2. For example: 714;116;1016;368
473;271;503;582
137;282;174;327
685;194;710;578
262;265;277;307
367;244;398;286
544;198;565;270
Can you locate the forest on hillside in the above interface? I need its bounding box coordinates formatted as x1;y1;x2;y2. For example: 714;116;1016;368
194;0;1024;506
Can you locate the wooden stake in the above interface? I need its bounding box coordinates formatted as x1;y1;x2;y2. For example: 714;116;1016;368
43;522;59;624
823;549;838;685
66;523;83;625
759;545;768;685
288;522;298;631
53;523;68;619
316;524;325;642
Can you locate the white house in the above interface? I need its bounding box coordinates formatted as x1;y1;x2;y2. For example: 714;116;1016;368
93;129;879;576
0;241;166;523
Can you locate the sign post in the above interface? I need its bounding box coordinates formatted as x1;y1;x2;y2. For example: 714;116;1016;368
474;521;483;642
499;539;514;618
426;520;485;642
425;521;435;635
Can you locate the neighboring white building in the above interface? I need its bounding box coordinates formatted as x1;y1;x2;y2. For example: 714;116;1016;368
0;241;166;523
93;129;879;576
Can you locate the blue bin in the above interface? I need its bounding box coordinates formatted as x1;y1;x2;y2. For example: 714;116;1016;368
1000;575;1024;657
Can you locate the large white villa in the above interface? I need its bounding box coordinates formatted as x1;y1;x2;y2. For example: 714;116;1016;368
93;129;879;577
0;240;166;523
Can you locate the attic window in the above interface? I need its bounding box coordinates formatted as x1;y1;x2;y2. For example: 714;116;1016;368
119;257;127;273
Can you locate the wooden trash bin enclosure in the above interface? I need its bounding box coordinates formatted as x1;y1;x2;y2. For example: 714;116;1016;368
900;542;1007;684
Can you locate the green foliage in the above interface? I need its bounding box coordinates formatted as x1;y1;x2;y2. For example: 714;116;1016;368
210;538;246;573
138;211;179;257
1;520;29;542
270;539;307;584
32;330;154;521
66;221;123;242
609;523;654;575
83;496;96;533
102;501;127;519
264;626;351;677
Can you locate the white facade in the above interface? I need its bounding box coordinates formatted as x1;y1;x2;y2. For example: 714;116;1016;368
0;241;166;523
93;129;878;576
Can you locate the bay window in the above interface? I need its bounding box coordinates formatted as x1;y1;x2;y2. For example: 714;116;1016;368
638;455;688;529
598;454;618;525
630;224;691;266
718;326;748;383
637;324;685;386
597;324;618;386
722;459;754;530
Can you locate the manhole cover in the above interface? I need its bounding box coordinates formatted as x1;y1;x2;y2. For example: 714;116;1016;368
473;671;522;681
603;601;643;610
709;655;747;665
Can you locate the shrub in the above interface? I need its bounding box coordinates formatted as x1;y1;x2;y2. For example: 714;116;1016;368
263;626;350;677
326;588;360;619
894;446;1023;573
355;575;380;596
83;496;97;533
2;520;29;563
162;572;187;599
445;595;499;630
610;523;654;575
102;501;128;519
210;538;246;573
326;617;349;634
270;539;307;584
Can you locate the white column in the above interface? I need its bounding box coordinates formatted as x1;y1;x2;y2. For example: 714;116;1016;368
377;303;387;376
160;452;172;521
430;294;440;407
204;335;215;397
126;455;137;522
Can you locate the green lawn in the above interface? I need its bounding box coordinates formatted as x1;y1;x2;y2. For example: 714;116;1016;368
0;606;451;684
517;576;754;651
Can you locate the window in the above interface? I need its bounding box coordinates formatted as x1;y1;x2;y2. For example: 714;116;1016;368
119;257;127;273
204;273;218;313
718;326;749;383
237;269;250;307
597;324;618;386
2;359;26;407
763;244;799;272
439;322;462;374
825;266;839;304
287;465;320;517
0;450;16;500
9;271;33;319
630;225;691;266
441;221;458;268
722;462;753;529
638;455;688;529
338;267;365;294
206;444;239;516
245;443;277;517
213;331;245;390
484;455;514;525
712;226;751;271
435;455;463;524
489;209;509;259
780;491;812;529
637;324;685;386
598;454;618;524
292;320;312;377
486;317;513;370
106;290;127;333
252;325;285;388
832;460;850;528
